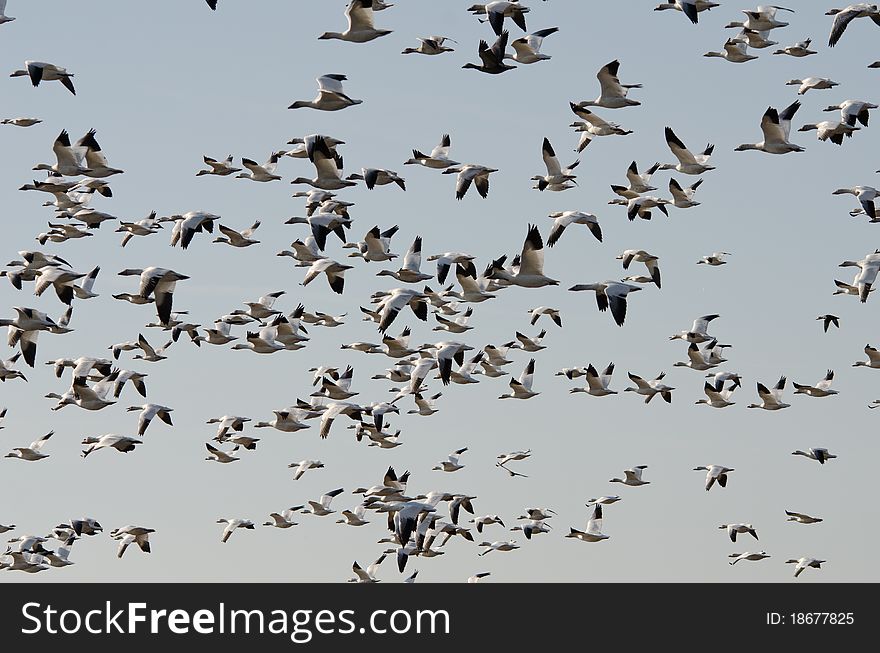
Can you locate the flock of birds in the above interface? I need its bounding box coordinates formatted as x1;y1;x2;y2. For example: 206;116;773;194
2;0;879;582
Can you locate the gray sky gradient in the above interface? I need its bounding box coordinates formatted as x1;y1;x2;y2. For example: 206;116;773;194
1;1;878;582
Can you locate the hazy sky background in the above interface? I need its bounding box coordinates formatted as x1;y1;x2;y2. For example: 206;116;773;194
1;0;878;583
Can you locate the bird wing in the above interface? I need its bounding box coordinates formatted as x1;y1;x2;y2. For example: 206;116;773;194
517;224;546;277
665;127;697;165
597;59;626;98
541;137;562;176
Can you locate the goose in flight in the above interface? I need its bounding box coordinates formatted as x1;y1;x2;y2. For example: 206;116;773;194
116;212;164;248
49;376;118;412
345;225;399;262
114;529;153;558
616;250;661;288
1;117;41;126
827;3;880;46
668;178;703;208
816;314;840;332
515;330;547;352
197;155;241;177
336;506;370;526
33;130;90;176
349;555;386;583
213;221;261;248
695;381;736;408
301;258;352;294
376;237;433;284
786;77;840;95
732;27;779;49
263;509;299;529
10;61;76;95
404;134;459;169
565;503;609;542
0;354;26;383
773;37;817;56
318;0;392;43
470;1;530;35
625;372;674;403
735;101;804;154
117;267;189;326
532;137;578;191
698;252;731;266
346;168;406;191
499;358;539;400
569;280;642;326
729;551;771;565
288;74;363;111
853;343;880;369
823;100;878;128
236;153;281;182
568;106;633;151
470;515;505;533
660;127;715;174
547;211;601;246
81;434;142;457
126;403;173;436
289;139;356;191
653;1;718;24
5;430;53;461
609;465;650;486
432;447;468;472
570;362;617;397
720;523;759;542
792;447;837;464
838;251;880;301
784;510;825;527
674;342;722;372
401;36;456;56
747;376;790;410
477;540;520;556
576;59;642;109
76;129;124;178
703;38;758;63
832;186;879;220
793;370;838;397
694;464;735;491
725;6;794;31
504;27;559;64
786;557;825;578
797;120;860;144
375;288;428;333
528;306;561;327
216;518;255;543
442;163;498;200
205;443;240;463
486;224;558;288
462;30;516;74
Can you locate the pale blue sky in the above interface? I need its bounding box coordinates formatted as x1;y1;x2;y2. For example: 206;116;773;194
1;1;878;582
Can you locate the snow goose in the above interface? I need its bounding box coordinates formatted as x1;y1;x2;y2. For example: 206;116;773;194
470;515;505;533
586;496;621;506
194;321;237;346
10;61;75;95
0;354;26;382
773;37;816;56
347;168;405;191
462;31;516;74
1;117;40;126
404;134;459;169
577;59;642;109
213;221;261;247
703;38;758;63
797;120;860;144
77;129;123;178
406;391;442;416
230;327;287;354
570;362;617;397
336;506;370;526
747;376;790;410
498;358;539;400
786;557;825;577
565;504;609;542
616;250;661;288
734;27;779;48
116;212;163;247
205;443;240;463
349;555;386;583
318;402;365;439
312;365;357;400
236;153;281;182
376;289;428;334
816;314;840;332
515;330;546;352
608;194;671;221
653;1;718;23
0;1;15;25
454;261;496;303
196;155;241;177
693;464;735;491
569;280;642;326
477;540;520;556
547;211;601;246
669;178;704;207
510;519;552;540
50;376;117;412
568;107;633;152
853;343;880;368
786;510;823;524
505;27;558;64
206;415;252;438
609;465;650;486
791;447;836;464
833;186;879;219
263;509;299;529
838;252;880;301
80;434;142;457
433;307;474;333
33;266;88;305
729;551;770;565
660;127;715;174
126;403;173;436
433;447;468;472
5;430;53;461
695;381;736;408
720;523;759;542
117;267;189;326
487;224;558;288
725;6;794;31
216;518;254;543
670;314;720;343
786;77;839;95
300;488;346;518
346;225;399;262
33;130;89;176
318;0;391;43
674;342;721;371
401;36;456;55
254;408;313;432
470;1;529;35
376;236;433;283
532;137;578;191
823;100;878;127
301;258;352;294
698;252;731;266
288;74;363;111
497;449;530;467
827;3;880;46
625;372;674;403
528;306;561;327
131;333;172;363
793;370;838;397
441;164;498;199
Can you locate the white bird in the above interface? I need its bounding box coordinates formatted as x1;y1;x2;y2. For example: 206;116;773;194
693;464;735;491
576;59;642;109
288;459;325;481
498;358;539;400
798;120;860;145
126;403;173;436
213;221;261;247
10;61;76;95
785;510;823;524
336;505;370;526
565;503;609;542
703;37;758;63
827;3;880;47
531;137;578;191
773;37;817;56
1;117;40;126
477;540;520;556
204;442;240;463
653;0;719;24
288;74;363;111
346;168;405;191
698;252;731;266
624;372;674;404
785;77;839;95
376;288;428;333
262;509;300;529
724;5;794;31
318;0;392;43
791;447;837;464
346;225;399;262
117;267;189;326
695;381;736;408
660;127;715;174
832;186;879;221
747;376;790;410
401;36;456;56
80;434;142;458
5;430;53;461
729;551;771;565
505;27;559;64
569;280;642;327
793;370;838;397
432;447;468;472
471;1;530;35
442;164;498;200
302;488;346;516
586;496;621;506
116;212;164;248
349;555;386;583
854;343;880;368
570;362;617;397
786;556;825;578
404;134;459;170
609;465;650;486
547;211;602;247
720;523;759;542
568;106;633;152
616;250;661;289
197;154;241;177
823;99;878;128
669;177;704;207
301;258;353;295
216;518;255;543
467;572;491;583
113;528;154;558
487;224;558;288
